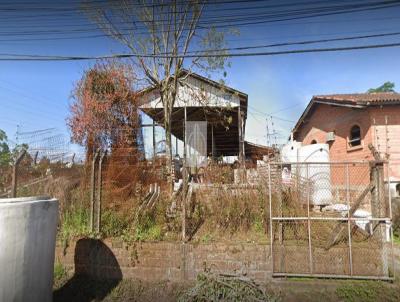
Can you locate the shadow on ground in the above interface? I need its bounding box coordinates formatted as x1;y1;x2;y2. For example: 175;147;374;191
53;238;122;302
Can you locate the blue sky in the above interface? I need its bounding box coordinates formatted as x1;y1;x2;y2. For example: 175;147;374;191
1;0;400;157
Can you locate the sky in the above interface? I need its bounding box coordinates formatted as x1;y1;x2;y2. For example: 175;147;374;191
1;0;400;159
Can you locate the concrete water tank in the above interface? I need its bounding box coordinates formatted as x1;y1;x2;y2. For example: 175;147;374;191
0;196;59;302
298;144;333;206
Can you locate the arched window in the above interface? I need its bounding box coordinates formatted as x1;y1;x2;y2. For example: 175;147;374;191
311;140;317;144
349;125;361;147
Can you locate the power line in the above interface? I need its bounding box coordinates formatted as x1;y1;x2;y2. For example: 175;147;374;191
1;40;400;61
0;1;397;38
192;31;400;53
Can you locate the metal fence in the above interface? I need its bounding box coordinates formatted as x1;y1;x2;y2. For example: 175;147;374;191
267;161;395;280
1;151;396;281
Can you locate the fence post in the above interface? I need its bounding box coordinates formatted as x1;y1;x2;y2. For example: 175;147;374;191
182;106;187;242
306;163;313;275
346;163;353;276
96;151;107;234
90;150;100;232
278;163;285;273
11;150;26;198
370;160;385;239
368;144;386;239
268;162;274;273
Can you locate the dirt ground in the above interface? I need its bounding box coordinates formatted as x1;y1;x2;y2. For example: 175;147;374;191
53;273;400;302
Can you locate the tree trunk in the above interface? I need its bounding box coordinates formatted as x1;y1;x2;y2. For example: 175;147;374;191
163;93;175;194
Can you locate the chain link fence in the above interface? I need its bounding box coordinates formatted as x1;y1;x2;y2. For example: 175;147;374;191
1;149;396;281
267;161;395;280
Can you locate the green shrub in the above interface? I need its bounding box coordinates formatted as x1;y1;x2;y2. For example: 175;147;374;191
54;262;68;282
101;209;131;238
134;212;163;241
58;207;90;245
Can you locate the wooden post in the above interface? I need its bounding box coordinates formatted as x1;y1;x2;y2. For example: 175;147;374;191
368;144;386;240
175;136;178;156
211;124;215;160
240;112;245;164
33;151;39;166
96;151;106;233
152;119;156;159
237;107;245;182
238;107;243;164
182;106;187;242
11;150;26;198
90;150;100;232
370;160;386;238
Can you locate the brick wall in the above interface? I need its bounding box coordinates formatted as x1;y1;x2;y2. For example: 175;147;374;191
56;238;398;282
295;104;374;162
55;239;272;283
295;103;400;183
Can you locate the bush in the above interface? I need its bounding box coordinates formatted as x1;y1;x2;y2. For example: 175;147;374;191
134;211;163;241
58;207;90;245
101;209;131;238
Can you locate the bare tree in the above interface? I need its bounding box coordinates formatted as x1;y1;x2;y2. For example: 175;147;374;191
81;0;231;185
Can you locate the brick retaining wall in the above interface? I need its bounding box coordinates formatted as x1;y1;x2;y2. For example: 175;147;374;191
55;239;272;283
56;239;399;282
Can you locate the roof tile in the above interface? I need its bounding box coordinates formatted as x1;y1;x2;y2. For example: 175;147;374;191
313;92;400;104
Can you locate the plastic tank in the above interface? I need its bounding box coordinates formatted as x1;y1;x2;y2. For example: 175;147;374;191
281;140;301;163
298;144;333;206
0;196;59;302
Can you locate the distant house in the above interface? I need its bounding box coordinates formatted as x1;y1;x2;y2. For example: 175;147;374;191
292;93;400;189
139;71;273;164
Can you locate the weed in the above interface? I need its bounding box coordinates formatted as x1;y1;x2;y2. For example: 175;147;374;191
336;281;399;302
54;262;68;283
101;210;130;238
134;222;163;241
200;233;213;243
205;185;265;234
253;217;264;234
58;207;90;248
393;232;400;246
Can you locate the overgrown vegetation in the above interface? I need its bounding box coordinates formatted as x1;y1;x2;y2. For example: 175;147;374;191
191;185;267;242
53;262;68;289
58;207;91;247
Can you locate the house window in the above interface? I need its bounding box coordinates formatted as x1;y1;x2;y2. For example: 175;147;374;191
349;125;361;147
311;140;317;144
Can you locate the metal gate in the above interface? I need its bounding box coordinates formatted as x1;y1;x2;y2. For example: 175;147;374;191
267;161;395;280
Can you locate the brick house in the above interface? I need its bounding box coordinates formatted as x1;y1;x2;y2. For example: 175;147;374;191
292;93;400;194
